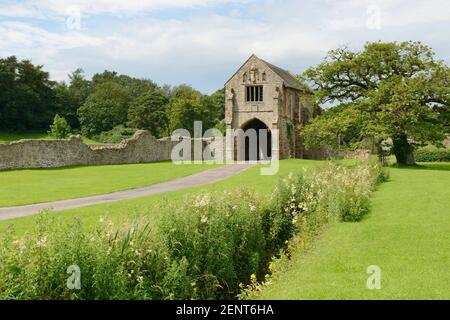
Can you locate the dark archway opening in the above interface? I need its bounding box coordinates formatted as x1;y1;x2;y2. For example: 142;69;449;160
241;118;272;161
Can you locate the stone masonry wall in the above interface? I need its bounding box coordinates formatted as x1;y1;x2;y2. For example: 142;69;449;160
0;131;184;170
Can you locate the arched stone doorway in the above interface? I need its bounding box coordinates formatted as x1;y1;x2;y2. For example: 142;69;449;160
240;118;272;161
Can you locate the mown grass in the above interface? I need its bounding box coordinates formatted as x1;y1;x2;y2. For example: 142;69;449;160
0;132;98;144
257;162;450;299
0;162;220;207
0;159;372;299
0;160;327;236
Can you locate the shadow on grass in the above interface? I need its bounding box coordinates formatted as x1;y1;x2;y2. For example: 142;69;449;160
0;160;179;173
390;162;450;171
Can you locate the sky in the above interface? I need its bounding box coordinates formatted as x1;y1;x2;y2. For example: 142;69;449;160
0;0;449;94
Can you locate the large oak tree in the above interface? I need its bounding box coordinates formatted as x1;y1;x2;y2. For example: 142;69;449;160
302;41;449;165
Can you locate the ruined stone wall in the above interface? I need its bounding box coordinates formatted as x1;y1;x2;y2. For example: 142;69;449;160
278;87;300;159
0;131;182;170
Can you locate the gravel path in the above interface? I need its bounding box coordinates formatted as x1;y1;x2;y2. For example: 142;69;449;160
0;164;254;221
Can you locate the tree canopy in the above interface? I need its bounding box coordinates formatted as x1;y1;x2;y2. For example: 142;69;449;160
127;88;169;138
0;56;56;131
302;41;450;165
0;56;226;141
78;81;132;136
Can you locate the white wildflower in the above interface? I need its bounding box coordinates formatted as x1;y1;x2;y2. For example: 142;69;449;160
37;236;47;247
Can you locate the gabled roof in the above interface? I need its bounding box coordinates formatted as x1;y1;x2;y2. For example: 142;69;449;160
261;59;302;90
224;54;303;91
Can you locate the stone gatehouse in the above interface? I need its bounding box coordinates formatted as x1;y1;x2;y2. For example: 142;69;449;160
224;54;317;161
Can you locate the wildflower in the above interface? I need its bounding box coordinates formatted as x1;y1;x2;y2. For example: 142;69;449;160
268;262;274;272
195;194;211;208
37;236;47;247
249;203;256;212
201;215;208;224
13;240;26;254
136;276;144;284
250;273;257;281
239;282;244;288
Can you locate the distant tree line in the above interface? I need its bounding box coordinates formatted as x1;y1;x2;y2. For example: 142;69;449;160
0;56;225;141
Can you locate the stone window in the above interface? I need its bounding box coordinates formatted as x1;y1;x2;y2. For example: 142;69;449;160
246;86;263;102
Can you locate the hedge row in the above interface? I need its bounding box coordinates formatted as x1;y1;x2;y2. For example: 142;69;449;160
415;146;450;162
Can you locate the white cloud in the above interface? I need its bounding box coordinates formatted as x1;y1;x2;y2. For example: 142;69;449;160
0;0;251;18
0;0;448;92
325;0;450;30
0;21;104;82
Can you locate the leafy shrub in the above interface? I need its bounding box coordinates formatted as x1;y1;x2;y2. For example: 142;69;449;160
159;191;268;299
0;160;387;300
78;82;131;136
415;146;450;162
0;214;170;300
0;192;273;300
93;125;137;144
48;114;71;139
239;159;387;299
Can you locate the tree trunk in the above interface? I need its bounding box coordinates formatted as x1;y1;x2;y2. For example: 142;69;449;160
392;135;415;165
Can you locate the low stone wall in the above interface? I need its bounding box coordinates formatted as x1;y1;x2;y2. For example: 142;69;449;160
0;131;181;170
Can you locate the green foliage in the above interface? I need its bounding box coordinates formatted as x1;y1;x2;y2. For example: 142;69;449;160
166;85;205;134
258;163;450;300
78;82;131;136
0;160;386;300
0;214;170;299
48;114;71;139
53;69;91;129
93;125;137;144
0;56;56;131
91;70;157;98
301;104;364;153
239;159;387;299
205;88;225;128
303;41;450;165
166;86;226;135
127;89;169;138
415;145;450;162
159;191;268;299
1;56;226;140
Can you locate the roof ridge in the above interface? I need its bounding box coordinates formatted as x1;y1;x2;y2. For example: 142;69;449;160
225;54;303;91
260;58;301;90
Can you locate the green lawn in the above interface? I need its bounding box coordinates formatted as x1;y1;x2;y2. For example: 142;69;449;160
2;159;446;299
0;132;98;144
258;162;450;299
0;162;220;207
0;159;324;236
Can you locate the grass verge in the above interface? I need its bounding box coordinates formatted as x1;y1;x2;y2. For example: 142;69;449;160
256;162;450;299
